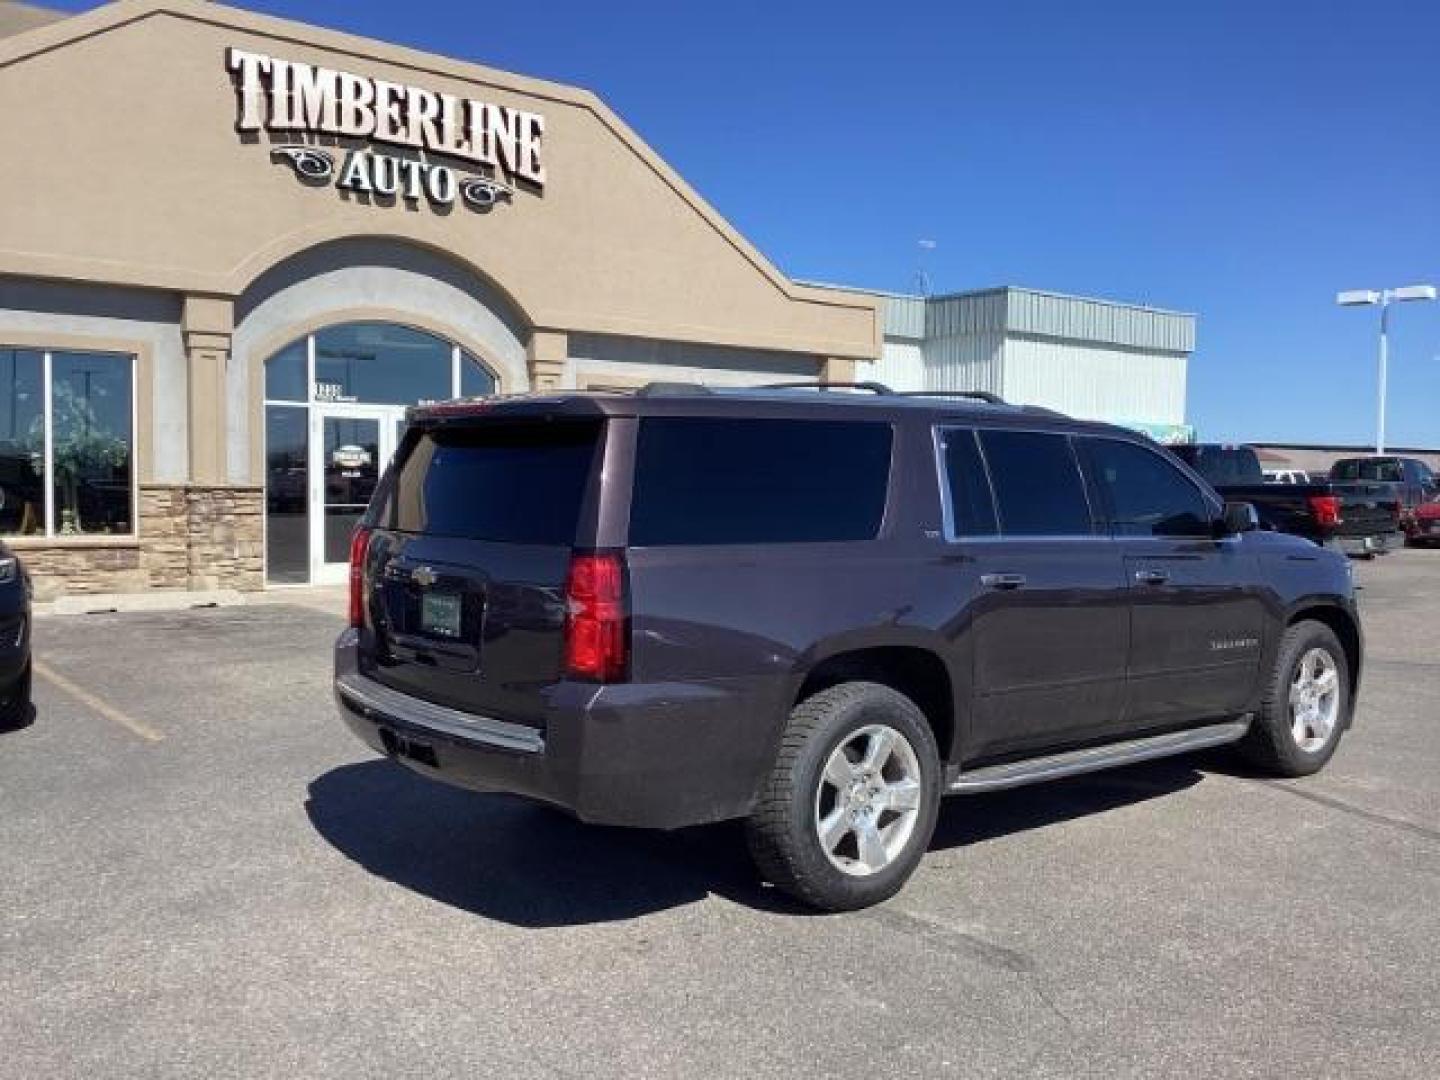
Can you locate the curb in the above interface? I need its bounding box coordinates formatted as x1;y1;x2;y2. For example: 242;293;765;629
35;590;248;617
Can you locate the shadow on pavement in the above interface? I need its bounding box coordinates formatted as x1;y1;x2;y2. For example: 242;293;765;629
931;755;1205;849
306;755;1205;927
305;761;780;925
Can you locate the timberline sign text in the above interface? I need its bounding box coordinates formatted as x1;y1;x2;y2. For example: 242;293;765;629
226;47;545;211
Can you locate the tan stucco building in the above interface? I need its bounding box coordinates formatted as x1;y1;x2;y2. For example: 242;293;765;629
0;0;879;597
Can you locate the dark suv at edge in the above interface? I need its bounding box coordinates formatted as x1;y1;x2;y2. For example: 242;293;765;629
335;385;1363;911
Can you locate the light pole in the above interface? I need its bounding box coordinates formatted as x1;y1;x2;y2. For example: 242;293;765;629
1337;284;1437;454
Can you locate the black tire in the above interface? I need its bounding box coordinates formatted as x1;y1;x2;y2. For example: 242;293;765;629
745;681;941;912
1236;621;1349;777
0;659;31;731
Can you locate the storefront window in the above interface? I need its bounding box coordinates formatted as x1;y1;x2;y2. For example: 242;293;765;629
50;353;133;536
313;323;452;405
265;405;308;583
264;323;498;409
262;322;498;584
0;347;134;538
0;349;45;536
265;339;307;402
460;353;497;397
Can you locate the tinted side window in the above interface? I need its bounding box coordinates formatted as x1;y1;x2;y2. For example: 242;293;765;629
1081;437;1213;537
977;430;1093;537
629;418;891;545
938;428;998;537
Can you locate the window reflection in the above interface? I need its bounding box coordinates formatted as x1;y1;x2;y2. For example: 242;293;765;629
51;353;133;535
262;322;499;583
460;351;497;397
313;323;452;405
0;349;44;536
265;406;308;583
0;348;134;537
322;416;380;564
266;339;307;402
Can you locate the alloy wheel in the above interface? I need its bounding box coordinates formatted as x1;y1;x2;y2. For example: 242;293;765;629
813;724;924;876
1288;647;1341;753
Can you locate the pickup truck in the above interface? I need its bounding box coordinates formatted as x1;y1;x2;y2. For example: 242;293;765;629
1170;444;1400;557
1329;456;1439;543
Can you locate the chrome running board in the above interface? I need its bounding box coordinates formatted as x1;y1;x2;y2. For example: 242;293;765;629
949;717;1251;794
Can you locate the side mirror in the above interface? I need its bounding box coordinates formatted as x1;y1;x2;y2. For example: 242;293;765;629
1217;501;1259;537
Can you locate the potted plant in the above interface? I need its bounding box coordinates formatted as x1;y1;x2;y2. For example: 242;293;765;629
28;381;129;534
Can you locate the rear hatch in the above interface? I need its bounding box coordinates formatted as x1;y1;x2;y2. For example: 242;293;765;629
1315;459;1403;535
1330;482;1401;537
359;413;607;726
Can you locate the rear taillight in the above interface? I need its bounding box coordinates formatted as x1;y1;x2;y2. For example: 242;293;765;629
564;551;628;682
1307;495;1342;529
348;526;372;628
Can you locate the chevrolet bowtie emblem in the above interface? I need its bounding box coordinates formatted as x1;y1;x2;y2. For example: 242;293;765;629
411;566;438;588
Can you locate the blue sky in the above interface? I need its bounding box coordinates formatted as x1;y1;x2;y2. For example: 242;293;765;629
60;0;1440;445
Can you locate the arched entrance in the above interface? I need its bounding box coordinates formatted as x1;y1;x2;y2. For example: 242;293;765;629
264;321;497;584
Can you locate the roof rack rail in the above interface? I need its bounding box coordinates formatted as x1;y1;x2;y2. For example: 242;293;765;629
753;380;893;394
635;381;715;396
894;389;1006;405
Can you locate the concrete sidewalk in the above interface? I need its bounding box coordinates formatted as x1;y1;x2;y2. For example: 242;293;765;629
33;584;347;618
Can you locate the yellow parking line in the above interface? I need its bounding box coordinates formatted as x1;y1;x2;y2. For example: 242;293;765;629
33;660;164;743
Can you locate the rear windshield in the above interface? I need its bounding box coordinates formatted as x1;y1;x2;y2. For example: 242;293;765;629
629;417;892;545
1331;459;1402;482
1175;445;1262;486
382;420;601;544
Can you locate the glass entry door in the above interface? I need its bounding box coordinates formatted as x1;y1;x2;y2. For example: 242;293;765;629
310;406;399;584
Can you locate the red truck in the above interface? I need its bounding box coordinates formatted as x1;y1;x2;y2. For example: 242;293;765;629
1410;498;1440;547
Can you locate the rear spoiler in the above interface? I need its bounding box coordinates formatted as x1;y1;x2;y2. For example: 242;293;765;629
407;395;614;424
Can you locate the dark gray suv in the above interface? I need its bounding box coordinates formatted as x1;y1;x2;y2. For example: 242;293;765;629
334;384;1363;911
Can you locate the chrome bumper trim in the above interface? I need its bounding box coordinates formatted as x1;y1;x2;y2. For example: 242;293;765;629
335;638;544;755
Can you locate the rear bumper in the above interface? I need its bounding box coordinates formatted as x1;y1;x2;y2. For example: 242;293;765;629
1407;518;1440;541
1324;531;1397;556
334;630;782;829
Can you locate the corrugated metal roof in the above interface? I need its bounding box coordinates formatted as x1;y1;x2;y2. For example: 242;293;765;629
926;290;1009;338
880;295;926;340
1003;288;1195;353
836;284;1197;354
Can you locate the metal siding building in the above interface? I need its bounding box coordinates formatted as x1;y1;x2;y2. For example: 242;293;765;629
854;286;1195;439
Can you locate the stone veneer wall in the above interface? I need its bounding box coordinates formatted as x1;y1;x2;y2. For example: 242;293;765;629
183;486;264;592
17;484;264;601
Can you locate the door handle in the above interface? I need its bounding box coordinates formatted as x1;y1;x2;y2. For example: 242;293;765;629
980;573;1027;590
1134;569;1170;585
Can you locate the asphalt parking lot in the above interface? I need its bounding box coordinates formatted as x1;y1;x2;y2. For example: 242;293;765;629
2;553;1437;1079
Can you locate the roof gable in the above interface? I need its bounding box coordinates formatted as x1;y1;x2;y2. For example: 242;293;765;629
0;0;877;358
